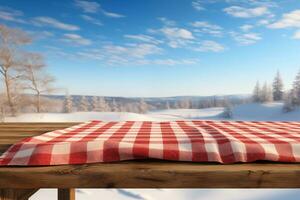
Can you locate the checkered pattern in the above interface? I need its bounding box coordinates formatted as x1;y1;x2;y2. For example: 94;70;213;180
1;120;300;166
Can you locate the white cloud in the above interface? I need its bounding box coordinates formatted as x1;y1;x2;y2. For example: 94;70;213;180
75;0;125;18
137;58;199;66
230;32;262;45
161;27;194;40
192;1;205;11
191;0;218;11
191;21;223;37
192;40;225;52
268;10;300;29
74;43;200;67
160;27;194;48
157;17;176;26
62;33;92;45
102;10;125;18
81;15;102;26
104;43;162;58
225;0;277;8
124;34;162;44
240;24;254;31
293;30;300;39
257;19;270;25
75;0;100;13
32;17;80;31
0;7;26;23
224;6;270;18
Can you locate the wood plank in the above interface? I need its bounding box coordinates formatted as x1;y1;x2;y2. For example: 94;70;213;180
58;189;75;200
1;161;300;188
0;189;38;200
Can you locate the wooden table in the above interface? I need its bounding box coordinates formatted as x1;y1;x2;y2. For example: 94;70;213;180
1;123;300;200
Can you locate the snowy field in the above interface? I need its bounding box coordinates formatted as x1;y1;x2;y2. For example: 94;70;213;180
5;102;300;122
4;102;300;200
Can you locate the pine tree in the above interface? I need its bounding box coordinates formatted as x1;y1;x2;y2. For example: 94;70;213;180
283;90;295;112
260;83;273;103
292;70;300;105
79;96;89;112
272;71;284;101
64;94;73;113
253;81;262;102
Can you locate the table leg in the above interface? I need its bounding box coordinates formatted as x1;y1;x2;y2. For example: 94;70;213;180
58;189;75;200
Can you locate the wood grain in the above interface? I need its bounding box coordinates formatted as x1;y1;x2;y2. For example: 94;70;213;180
0;189;38;200
1;161;300;188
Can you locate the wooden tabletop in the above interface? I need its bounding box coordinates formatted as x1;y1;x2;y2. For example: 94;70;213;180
1;122;300;189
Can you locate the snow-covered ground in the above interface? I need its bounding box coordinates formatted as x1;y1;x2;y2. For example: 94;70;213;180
5;102;300;122
4;102;300;200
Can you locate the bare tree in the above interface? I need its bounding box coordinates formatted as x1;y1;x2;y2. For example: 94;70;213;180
165;101;170;110
99;97;109;112
110;99;119;112
179;98;190;109
0;25;31;115
21;52;56;113
64;93;73;113
138;98;148;114
222;100;233;119
79;96;89;112
0;93;5;121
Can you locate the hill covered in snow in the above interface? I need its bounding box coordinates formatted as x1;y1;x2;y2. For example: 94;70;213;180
5;102;300;122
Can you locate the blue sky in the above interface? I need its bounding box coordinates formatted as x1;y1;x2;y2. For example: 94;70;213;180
0;0;300;97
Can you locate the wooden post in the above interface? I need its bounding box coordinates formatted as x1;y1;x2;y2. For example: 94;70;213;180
0;189;38;200
58;189;75;200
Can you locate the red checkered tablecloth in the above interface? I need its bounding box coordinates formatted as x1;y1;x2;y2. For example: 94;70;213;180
1;120;300;166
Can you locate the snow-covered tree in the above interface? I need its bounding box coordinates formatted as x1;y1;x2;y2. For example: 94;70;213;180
252;81;262;102
0;94;5;122
272;71;284;101
138;98;148;113
283;91;295;112
179;98;190;109
63;94;73;113
79;96;89;112
165;101;170;110
110;99;119;112
96;97;109;112
261;83;273;102
0;25;31;115
21;52;56;113
223;102;233;119
91;96;99;111
292;70;300;106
